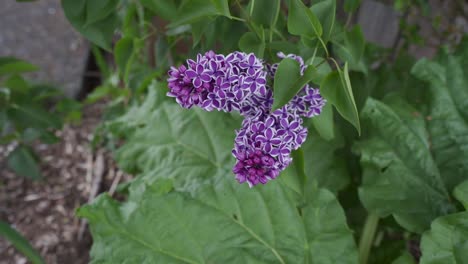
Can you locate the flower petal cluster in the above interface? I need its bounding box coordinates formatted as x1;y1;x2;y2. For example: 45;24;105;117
168;51;325;187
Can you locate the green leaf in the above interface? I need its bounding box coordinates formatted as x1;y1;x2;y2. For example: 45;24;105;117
0;57;38;76
454;180;468;210
272;59;319;110
302;126;350;192
311;102;335;141
114;37;134;80
421;170;468;264
209;0;230;17
238;32;265;58
420;211;468;264
140;0;177;21
288;0;323;38
169;0;229;27
320;65;360;134
85;0;118;25
310;0;336;43
411;55;468;191
392;252;416;264
110;91;240;189
355;97;454;233
78;175;358;263
62;0;118;51
344;0;361;12
333;26;367;74
251;0;280;28
7;104;62;130
7;145;41;180
0;221;45;264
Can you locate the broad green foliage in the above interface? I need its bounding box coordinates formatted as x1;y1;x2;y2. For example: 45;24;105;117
7;145;41;180
78;174;359;264
287;0;322;38
0;221;45;264
356;97;457;233
250;0;280;28
0;57;38;75
420;181;468;264
411;44;468;191
110;88;240;191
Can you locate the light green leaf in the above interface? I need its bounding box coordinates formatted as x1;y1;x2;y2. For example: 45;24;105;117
272;59;319;110
238;32;265;58
251;0;280;28
320;65;360;134
0;57;38;76
0;221;45;264
411;54;468;192
7;145;41;180
356;98;454;233
62;0;118;50
288;0;323;38
78;174;358;263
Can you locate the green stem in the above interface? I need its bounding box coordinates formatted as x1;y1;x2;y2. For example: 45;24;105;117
358;213;379;264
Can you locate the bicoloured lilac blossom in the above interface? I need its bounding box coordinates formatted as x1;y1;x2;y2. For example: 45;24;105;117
167;50;325;187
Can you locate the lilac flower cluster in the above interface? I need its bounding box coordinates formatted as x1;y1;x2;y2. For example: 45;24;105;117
167;51;325;187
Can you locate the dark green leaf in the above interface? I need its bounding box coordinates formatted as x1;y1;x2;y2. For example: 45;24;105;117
333;26;367;74
85;0;118;25
392;252;416;264
169;0;229;27
273;59;320;110
7;104;62;130
238;32;265;58
310;0;336;43
356;98;454;233
140;0;177;21
78;175;358;263
114;37;134;79
302;126;350;192
344;0;361;12
454;180;468;210
7;145;41;180
0;57;38;76
320;65;360;134
288;0;323;38
251;0;280;28
62;0;118;50
0;221;45;264
209;0;230;17
311;102;335;141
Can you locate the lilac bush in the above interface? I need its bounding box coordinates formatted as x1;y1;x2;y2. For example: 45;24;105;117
168;51;325;187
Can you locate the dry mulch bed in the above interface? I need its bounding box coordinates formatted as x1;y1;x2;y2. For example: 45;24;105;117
0;102;131;264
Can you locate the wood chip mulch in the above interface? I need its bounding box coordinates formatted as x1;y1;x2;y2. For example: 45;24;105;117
0;102;132;264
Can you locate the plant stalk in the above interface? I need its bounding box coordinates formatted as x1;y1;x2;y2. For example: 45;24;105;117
358;213;379;264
